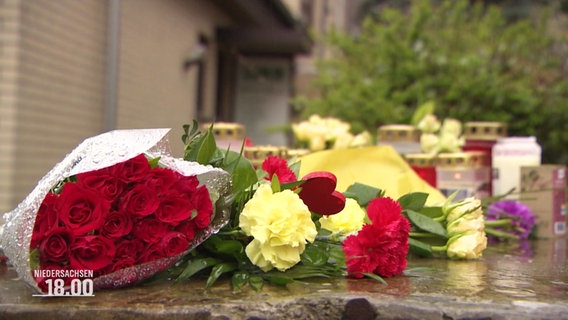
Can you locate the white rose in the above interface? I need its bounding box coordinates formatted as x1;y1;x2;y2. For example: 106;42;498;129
447;231;487;259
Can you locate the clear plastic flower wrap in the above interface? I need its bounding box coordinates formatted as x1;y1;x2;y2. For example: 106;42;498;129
0;128;232;293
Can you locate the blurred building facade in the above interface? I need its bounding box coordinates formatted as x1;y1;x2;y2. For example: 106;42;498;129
0;0;310;214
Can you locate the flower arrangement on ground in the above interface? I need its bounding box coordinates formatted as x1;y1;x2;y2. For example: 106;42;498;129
170;123;490;291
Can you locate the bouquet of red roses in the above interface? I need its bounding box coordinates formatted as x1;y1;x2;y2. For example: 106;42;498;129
1;129;232;294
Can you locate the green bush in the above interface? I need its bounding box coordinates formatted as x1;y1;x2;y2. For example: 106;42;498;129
293;0;568;164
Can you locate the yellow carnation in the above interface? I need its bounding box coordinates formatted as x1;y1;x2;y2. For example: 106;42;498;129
319;198;365;236
239;184;317;271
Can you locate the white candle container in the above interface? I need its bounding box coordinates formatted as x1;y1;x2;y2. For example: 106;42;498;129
492;136;541;197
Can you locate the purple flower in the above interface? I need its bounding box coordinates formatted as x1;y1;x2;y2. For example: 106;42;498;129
486;201;536;240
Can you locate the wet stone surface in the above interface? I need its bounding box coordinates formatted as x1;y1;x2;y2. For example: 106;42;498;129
1;239;567;320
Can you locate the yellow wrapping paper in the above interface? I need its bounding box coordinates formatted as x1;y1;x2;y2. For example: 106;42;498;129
298;146;446;206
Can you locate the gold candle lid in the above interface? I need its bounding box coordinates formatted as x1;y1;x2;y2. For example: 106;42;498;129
405;153;436;167
244;146;288;167
436;151;489;168
202;122;245;140
287;148;310;159
464;122;507;141
378;125;420;142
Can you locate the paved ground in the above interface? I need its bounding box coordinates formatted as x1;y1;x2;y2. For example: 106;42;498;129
1;239;567;320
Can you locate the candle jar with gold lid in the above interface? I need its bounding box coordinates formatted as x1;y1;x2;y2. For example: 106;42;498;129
244;146;288;168
202;122;246;152
405;153;437;188
435;151;491;201
377;124;421;155
463;121;507;196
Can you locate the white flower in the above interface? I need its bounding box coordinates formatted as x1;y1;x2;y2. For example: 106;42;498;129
417;114;441;133
332;132;355;149
445;197;483;223
350;131;372;147
447;231;487;259
420;133;440;154
440;118;462;137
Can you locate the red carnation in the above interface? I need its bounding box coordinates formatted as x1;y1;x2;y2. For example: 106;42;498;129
342;197;410;278
262;156;297;184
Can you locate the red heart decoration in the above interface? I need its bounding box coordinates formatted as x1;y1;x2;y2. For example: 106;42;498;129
298;171;346;215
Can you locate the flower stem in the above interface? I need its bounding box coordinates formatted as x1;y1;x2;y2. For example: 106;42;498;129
216;230;247;237
431;245;447;252
409;232;442;239
485;227;520;240
484;219;513;227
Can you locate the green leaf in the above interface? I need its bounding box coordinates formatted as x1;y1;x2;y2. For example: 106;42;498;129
300;245;329;267
398;192;429;211
343;183;383;206
147;156;161;169
176;257;221;282
408;238;433;257
362;272;387;285
410;101;435;126
249;275;264;291
203;235;244;256
231;271;250;292
418;206;444;219
406;209;447;238
264;274;295;286
221;151;257;194
196;127;217;165
206;262;237;289
270;174;281;193
29;248;40;271
280;180;304;192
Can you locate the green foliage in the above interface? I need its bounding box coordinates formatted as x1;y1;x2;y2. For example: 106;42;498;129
293;0;568;164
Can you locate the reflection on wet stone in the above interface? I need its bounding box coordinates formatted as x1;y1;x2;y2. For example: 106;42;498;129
1;239;568;319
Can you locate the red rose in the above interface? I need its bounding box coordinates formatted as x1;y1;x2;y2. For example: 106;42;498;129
70;235;116;272
32;192;59;248
76;169;126;202
120;184;160;217
155;194;191;226
114;238;145;261
108;154;151;183
133;217;169;243
106;256;137;273
190;186;213;229
101;210;133;238
145;168;180;196
262;156;297;184
174;175;199;194
342;197;410;278
160;232;189;257
39;227;73;263
138;243;165;264
175;221;196;242
56;183;110;236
